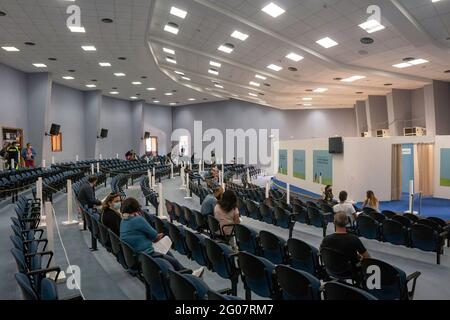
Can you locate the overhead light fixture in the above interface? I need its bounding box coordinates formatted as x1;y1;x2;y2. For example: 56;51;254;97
249;92;258;97
341;75;366;82
165;92;173;96
208;69;219;76
393;58;429;68
166;57;177;64
153;100;160;103
215;84;224;89
86;84;97;88
210;61;222;68
130;96;138;100
182;76;191;81
81;45;96;51
303;103;312;106
132;81;142;85
110;91;119;95
302;97;313;101
218;43;234;54
114;73;126;77
170;6;187;19
286;52;304;62
255;74;267;80
313;88;328;93
231;30;249;41
99;62;111;67
163;47;175;55
316;37;338;48
2;46;20;52
164;23;179;35
147;87;156;91
261;2;285;18
33;63;47;68
174;71;184;75
267;64;282;71
359;19;385;34
68;26;85;33
170;102;177;106
188;98;196;101
62;76;74;80
249;81;260;87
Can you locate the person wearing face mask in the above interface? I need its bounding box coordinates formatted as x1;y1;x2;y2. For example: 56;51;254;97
101;192;122;236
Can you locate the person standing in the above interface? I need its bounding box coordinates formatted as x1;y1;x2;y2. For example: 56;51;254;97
6;141;20;170
21;143;36;168
77;176;102;209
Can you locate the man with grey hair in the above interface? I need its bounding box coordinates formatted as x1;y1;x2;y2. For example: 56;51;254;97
320;212;370;264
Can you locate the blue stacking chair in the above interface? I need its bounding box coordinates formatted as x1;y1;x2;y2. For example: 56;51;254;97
287;238;320;277
361;258;421;300
184;230;209;267
274;206;295;239
320;247;360;285
167;222;190;257
275;265;321;300
207;290;243;300
293;204;310;225
168;270;209;300
382;219;409;246
234;224;260;255
307;206;329;237
323;281;377;300
245;199;261;221
259;230;287;265
238;251;279;300
356;215;381;240
259;203;275;224
14;273;68;300
140;253;174;300
410;223;447;264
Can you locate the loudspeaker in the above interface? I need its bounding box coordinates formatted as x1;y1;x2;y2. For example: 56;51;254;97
100;128;108;139
49;123;61;136
144;132;150;139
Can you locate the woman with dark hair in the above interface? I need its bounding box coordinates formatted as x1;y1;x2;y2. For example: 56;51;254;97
101;192;122;236
362;190;380;212
120;197;204;277
214;190;240;250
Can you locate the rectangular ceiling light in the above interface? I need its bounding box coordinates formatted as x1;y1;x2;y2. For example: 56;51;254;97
218;44;234;54
68;26;86;33
170;6;187;19
81;45;96;51
313;88;328;93
215;84;224;89
130;96;138;100
164;24;179;35
2;46;20;52
174;71;185;75
393;59;429;68
249;92;258;97
261;2;285;18
302;97;313;101
316;37;338;48
359;19;385;34
86;84;97;88
182;76;191;81
147;87;156;91
114;72;126;77
166;57;177;64
99;62;111;67
210;61;222;68
249;81;261;87
33;63;47;68
231;30;249;41
255;74;267;80
132;81;142;85
62;76;74;80
286;52;304;62
208;69;219;76
188;98;196;101
341;75;366;82
163;47;175;55
267;64;282;71
110;91;119;95
165;93;173;96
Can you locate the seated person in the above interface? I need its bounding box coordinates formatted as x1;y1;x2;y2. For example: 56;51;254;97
101;192;122;236
323;185;336;204
362;190;380;212
201;186;224;216
321;212;370;265
214;190;240;250
120;197;204;277
333;191;357;224
77;176;102;209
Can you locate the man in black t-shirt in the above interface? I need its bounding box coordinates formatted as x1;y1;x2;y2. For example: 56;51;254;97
321;212;370;264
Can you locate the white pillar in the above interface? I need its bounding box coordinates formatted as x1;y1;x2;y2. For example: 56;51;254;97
158;183;165;217
45;201;54;258
96;162;100;174
286;183;290;205
91;164;95;175
184;173;192;199
247;169;251;183
180;165;186;189
265;181;270;199
37;177;43;221
11;158;14;169
63;179;78;225
76;155;79;162
146;157;149;164
51;156;55;165
170;163;174;179
147;169;151;187
99;154;103;160
116;153;119;159
42;159;46;168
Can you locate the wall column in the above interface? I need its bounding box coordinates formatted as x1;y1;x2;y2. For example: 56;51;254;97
84;91;102;160
355;100;367;136
131;100;145;155
366;95;388;137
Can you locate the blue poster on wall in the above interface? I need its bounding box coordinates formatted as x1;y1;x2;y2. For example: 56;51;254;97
293;150;306;180
279;149;288;175
440;148;450;187
313;150;332;185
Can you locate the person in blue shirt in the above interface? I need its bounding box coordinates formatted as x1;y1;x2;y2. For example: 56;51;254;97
120;197;204;277
201;186;223;216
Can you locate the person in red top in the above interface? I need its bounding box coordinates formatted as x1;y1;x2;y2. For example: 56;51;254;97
21;143;36;168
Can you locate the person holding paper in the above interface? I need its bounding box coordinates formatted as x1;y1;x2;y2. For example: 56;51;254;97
120;197;204;277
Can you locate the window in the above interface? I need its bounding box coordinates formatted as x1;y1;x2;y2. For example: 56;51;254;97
145;136;158;156
51;133;62;152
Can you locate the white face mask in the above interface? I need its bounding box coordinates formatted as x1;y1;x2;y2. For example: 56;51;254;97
112;202;121;211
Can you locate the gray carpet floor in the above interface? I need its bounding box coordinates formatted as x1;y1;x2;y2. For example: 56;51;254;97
1;176;450;300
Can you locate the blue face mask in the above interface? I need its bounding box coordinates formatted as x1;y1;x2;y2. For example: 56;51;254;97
112;202;121;211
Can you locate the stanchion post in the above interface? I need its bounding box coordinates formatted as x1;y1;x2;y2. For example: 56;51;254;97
286;183;290;205
63;179;78;225
265;181;270;199
184;173;192;199
91;164;95;175
158;183;165;217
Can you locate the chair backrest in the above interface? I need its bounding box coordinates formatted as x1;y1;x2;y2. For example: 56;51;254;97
168;223;188;255
234;224;259;255
381;210;397;219
356;215;380;240
427;217;447;228
403;213;420;223
168;270;208;300
192;210;206;230
275;265;321;300
207;215;222;237
286;238;318;276
184;230;208;267
307;207;326;228
274;206;292;228
40;278;58;300
293;204;309;224
15;273;38;300
382;219;408;246
320;247;354;280
410;223;439;252
323;281;377;300
120;240;140;270
259;203;274;224
97;222;111;248
416;219;440;231
391;215;411;227
108;229;122;256
204;238;234;279
259;230;286;264
140;253;173;300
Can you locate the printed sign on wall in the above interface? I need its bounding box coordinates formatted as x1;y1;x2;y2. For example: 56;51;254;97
313;150;332;185
279;149;288;175
440;148;450;187
293;150;306;180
